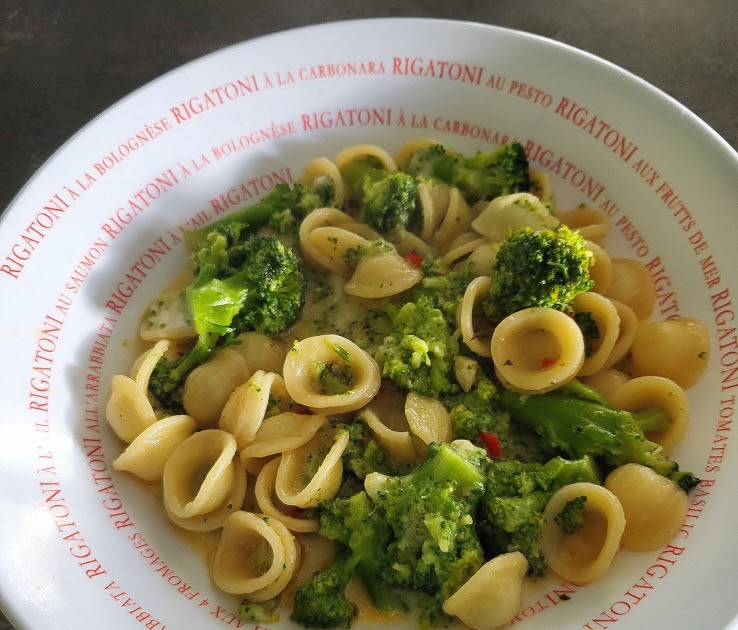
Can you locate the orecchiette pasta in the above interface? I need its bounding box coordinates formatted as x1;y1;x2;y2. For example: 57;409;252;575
571;292;621;377
604;258;656;320
404;391;452;445
491;307;585;393
555;204;610;242
344;251;423;298
299;156;345;208
541;482;625;584
605;463;688;552
361;407;416;463
442;551;529;630
106;374;158;443
585;240;613;295
629;317;710;388
113;414;196;481
254;458;319;533
241;412;327;459
471;192;559;243
459;276;494;358
282;334;381;414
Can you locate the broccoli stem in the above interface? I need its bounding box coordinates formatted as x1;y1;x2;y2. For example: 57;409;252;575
410;442;486;491
500;388;699;491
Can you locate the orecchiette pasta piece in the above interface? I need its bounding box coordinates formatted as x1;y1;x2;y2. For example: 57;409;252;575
571;292;621;377
305;226;372;276
630;317;710;388
344;251;424;298
610;376;689;454
241;412;327;459
580;368;630;401
442;551;528;630
529;169;554;207
602;299;639;369
491;308;585;394
139;289;196;341
605;258;656;320
299;156;345;207
463;241;499;273
113;414;196;481
390;228;436;260
431;187;473;250
232;331;289;375
418;181;452;242
335;143;397;173
441;233;488;267
459;276;494;358
585;240;613;295
470;192;559;243
394;137;446;170
106;374;158;443
219;371;289;451
130;339;170;391
405;392;453;445
211;510;297;597
183;347;251;429
556;204;610;242
163;429;239;519
605;463;688;552
283;334;381;415
454;356;480;393
275;429;350;507
166;455;247;532
361;408;416;463
246;516;301;602
254;458;319;533
541;482;625;584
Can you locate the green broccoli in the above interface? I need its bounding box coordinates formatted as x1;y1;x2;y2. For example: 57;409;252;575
290;547;356;629
335;416;410;481
488;225;594;320
410;262;477;328
499;386;700;491
406;142;530;202
478;455;599;576
442;376;547;463
554;496;588;533
237;597;280;624
374;295;459;397
147;234;305;413
340;157;419;233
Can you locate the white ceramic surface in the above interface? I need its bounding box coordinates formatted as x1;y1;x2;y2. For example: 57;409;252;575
1;18;737;630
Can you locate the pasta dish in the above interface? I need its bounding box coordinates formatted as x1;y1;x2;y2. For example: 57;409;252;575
105;139;709;629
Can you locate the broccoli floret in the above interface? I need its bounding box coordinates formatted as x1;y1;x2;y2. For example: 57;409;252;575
500;386;700;491
478;455;599;576
406;142;529;202
291;547;356;629
374;296;459;397
341;158;419;233
146;233;305;412
443;377;547;463
489;225;594;320
554;496;588;534
410;263;477;328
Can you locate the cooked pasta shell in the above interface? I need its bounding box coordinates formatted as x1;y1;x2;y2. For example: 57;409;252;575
541;482;625;583
556;204;610;242
139;289;196;341
183;347;251;429
454;356;480;393
246;516;301;602
529;169;555;207
130;339;170;392
572;292;621;377
106;374;158;443
442;551;528;630
394;137;445;170
219;371;288;451
458;275;494;358
441;233;488;267
419;181;452;242
241;412;327;459
491;307;585;394
113;414;196;481
163;429;239;519
471;192;558;243
232;331;289;375
629;317;710;388
299;156;345;207
254;458;319;533
307;226;373;275
361;408;416;463
605;463;688;552
211;510;296;596
275;429;349;507
580;368;630;401
602;300;639;369
604;258;656;320
610;375;689;454
335;143;397;173
344;251;423;298
585;240;613;295
404;392;452;444
431;187;473;250
283;334;381;414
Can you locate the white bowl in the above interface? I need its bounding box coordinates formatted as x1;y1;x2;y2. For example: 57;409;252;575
1;18;736;630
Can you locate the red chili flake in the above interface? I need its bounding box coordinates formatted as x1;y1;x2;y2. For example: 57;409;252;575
540;356;558;369
403;251;423;267
480;431;502;458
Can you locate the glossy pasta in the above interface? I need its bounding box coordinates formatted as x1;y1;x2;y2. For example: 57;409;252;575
105;139;710;630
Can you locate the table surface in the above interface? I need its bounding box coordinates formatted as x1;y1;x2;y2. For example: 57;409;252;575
1;1;736;628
